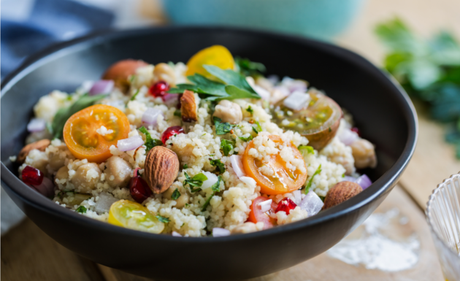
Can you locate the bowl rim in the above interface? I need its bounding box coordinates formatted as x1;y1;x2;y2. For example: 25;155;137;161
426;173;460;258
1;25;418;242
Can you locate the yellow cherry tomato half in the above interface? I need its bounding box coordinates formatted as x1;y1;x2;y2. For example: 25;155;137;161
185;45;235;77
108;200;165;234
242;135;308;195
63;104;130;163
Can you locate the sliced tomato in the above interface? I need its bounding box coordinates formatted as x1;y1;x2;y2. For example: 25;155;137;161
63;104;130;163
242;135;308;195
185;45;235;77
108;200;164;234
248;196;274;229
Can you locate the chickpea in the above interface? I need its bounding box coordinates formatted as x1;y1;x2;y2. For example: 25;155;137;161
105;156;132;188
55;166;69;182
350;139;377;169
70;163;101;193
213;100;243;125
231;222;259;234
48;151;66;172
163;185;189;209
153;63;176;86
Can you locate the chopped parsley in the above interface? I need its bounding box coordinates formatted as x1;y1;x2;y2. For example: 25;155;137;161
220;139;234;156
246;106;254;114
184;172;208;193
235;57;266;76
183;164;188;169
174;110;182;117
156;215;170;223
298;145;315;157
130;89;140;101
201;176;222;211
239;135;254;142
214;117;234;135
76;206;87;214
171;188;181;200
304;164;322;194
252;121;262;134
210;159;225;173
139;126;163;151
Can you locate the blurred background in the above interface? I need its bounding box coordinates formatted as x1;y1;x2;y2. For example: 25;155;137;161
2;0;460;280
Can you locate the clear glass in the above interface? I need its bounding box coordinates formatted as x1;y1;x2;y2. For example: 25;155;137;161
426;173;460;281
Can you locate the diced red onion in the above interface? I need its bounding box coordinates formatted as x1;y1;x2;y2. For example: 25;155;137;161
31;177;54;198
172;231;182;237
80;81;94;93
258;199;272;213
141;107;162;126
212;227;230;237
89;80;114;96
239;176;256;187
338;129;359;146
253;85;271;100
356;174;372;190
287;80;307;93
299;191;324;217
117;135;144;152
343;174;372;190
283;91;311;111
201;172;218;190
267;75;279;85
95;192;118;214
163;93;180;107
230;155;246;179
27;118;46;132
292;190;302;205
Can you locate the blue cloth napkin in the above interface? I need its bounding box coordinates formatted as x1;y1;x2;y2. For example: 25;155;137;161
1;0;114;79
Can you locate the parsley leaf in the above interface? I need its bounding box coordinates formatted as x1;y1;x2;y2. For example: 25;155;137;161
235;57;266;76
220;139;234;156
304;164;322;194
251;121;262;134
246;106;254;114
201;176;222;211
171;188;181;200
51;93;107;138
184;172;208;193
174;110;181;117
139;126;163;151
238;135;254;142
298;145;315;157
183;164;188;169
76;206;87;214
214;117;234;135
210;159;225;173
156;215;170;223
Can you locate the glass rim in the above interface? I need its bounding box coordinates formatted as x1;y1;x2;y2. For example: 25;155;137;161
426;173;460;259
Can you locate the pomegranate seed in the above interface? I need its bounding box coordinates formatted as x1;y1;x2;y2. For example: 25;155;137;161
22;166;44;186
351;127;360;136
275;198;297;215
161;126;184;144
149;81;169;99
129;176;153;203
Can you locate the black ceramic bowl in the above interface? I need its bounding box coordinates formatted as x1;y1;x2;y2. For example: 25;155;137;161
1;27;417;281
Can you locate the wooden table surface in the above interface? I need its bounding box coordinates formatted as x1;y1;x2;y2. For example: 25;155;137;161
3;0;460;280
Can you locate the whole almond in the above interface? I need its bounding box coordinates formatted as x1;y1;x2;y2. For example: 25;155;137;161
323;181;362;209
144;146;180;194
180;90;198;122
17;139;51;164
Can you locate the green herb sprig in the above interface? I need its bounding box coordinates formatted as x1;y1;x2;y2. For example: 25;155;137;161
168;65;261;101
210;159;225;173
156;215;170;223
76;206;87;214
184;172;208;193
220;139;235;156
376;18;460;157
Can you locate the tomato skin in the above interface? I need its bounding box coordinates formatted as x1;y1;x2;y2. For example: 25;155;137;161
63;104;130;163
108;200;165;234
242;135;308;195
248;196;274;229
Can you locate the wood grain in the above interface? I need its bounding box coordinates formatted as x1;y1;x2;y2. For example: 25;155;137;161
1;219;105;281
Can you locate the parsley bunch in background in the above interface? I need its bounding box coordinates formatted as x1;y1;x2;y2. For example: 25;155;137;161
376;18;460;157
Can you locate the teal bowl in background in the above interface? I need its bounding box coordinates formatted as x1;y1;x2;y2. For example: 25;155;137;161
160;0;366;40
